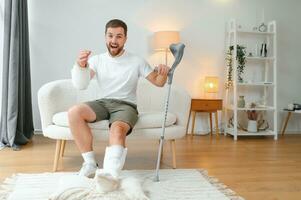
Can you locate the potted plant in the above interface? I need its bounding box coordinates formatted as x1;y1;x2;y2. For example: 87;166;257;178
236;45;246;83
225;45;247;88
247;102;258;132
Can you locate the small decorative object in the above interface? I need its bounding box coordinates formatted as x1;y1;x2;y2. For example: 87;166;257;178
238;96;246;108
287;103;295;110
287;103;294;111
260;43;268;57
248;52;253;57
258;22;267;32
258;9;267;32
286;103;301;111
252;26;258;31
247;120;258;133
247;102;258;133
238;24;242;29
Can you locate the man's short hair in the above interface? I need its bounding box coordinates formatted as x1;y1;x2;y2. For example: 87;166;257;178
105;19;127;36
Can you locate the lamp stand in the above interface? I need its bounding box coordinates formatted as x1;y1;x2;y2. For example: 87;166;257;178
165;48;168;66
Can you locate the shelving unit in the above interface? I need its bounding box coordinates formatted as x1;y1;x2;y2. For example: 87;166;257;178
224;19;277;140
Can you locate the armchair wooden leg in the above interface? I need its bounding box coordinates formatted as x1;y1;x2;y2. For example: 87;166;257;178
60;140;66;158
170;139;177;169
53;140;62;172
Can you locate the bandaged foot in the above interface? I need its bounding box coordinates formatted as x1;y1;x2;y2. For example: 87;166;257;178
94;169;119;193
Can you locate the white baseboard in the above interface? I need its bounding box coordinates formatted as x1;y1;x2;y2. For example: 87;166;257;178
34;129;43;134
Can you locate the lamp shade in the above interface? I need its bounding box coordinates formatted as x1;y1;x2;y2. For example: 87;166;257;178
204;76;219;93
153;31;180;51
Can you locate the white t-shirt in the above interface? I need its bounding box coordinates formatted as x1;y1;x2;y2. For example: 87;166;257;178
88;51;153;104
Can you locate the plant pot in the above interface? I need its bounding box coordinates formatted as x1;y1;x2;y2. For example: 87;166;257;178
238;96;245;108
247;120;258;133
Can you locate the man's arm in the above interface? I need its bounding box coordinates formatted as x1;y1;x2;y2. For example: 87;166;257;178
146;64;170;87
77;50;96;79
71;50;96;89
90;69;96;79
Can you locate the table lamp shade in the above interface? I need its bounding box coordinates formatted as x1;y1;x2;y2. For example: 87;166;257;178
153;31;180;51
205;76;219;93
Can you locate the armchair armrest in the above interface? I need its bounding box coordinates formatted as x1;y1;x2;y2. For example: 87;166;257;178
38;79;77;131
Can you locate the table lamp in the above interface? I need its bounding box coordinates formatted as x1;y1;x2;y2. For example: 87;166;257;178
204;76;219;98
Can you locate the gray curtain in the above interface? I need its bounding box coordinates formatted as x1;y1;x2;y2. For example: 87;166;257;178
0;0;34;150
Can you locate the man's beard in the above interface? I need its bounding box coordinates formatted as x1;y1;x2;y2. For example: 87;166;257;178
106;43;124;57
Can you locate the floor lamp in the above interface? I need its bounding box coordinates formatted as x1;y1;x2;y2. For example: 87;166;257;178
153;31;180;65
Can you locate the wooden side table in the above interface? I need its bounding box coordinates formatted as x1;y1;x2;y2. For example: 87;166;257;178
281;110;301;135
186;99;223;136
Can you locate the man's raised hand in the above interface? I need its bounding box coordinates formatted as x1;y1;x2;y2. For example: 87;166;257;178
77;50;91;68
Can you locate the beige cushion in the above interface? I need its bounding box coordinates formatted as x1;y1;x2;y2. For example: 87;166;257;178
52;111;177;130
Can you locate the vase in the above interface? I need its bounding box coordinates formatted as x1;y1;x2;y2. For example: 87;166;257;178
247;120;258;133
238;96;245;108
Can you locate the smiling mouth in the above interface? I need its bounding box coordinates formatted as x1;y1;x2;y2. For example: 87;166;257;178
110;44;118;49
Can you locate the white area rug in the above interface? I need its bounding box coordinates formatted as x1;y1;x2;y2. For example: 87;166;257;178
0;169;244;200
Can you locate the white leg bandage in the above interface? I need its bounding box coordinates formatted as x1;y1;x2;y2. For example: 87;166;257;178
93;145;127;193
103;145;127;178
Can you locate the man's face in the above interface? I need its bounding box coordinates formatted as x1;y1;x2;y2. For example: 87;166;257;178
105;27;127;57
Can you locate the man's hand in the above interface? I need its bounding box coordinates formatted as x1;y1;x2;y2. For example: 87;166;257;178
146;64;170;87
77;50;92;68
155;64;170;76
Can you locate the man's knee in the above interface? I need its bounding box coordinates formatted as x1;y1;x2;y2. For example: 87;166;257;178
68;104;96;123
110;122;130;139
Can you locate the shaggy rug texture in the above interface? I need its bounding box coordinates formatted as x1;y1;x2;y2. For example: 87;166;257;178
0;169;244;200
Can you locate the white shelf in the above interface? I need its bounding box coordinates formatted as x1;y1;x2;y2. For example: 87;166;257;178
246;56;275;61
225;19;277;140
237;82;274;86
229;30;275;35
226;105;275;111
225;128;275;136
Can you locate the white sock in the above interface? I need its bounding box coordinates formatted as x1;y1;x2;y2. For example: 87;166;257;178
82;151;97;164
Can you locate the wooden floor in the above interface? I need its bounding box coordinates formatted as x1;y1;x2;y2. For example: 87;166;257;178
1;133;301;200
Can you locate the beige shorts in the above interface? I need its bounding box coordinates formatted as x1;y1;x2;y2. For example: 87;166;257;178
85;98;138;135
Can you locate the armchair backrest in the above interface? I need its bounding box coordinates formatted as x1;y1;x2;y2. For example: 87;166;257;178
78;79;191;126
38;79;191;130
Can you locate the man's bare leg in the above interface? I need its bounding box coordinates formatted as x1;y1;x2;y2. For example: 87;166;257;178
68;104;98;177
109;121;130;147
68;104;96;152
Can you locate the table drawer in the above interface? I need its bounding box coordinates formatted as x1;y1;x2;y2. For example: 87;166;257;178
191;99;222;111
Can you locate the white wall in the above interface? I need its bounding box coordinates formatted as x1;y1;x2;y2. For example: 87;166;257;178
28;0;301;133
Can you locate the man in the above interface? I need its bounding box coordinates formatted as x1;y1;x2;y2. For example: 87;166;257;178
68;19;170;183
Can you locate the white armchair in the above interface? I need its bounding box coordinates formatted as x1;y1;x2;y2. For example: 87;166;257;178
38;79;191;171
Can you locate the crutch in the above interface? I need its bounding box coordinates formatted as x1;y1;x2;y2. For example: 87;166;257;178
154;43;185;182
